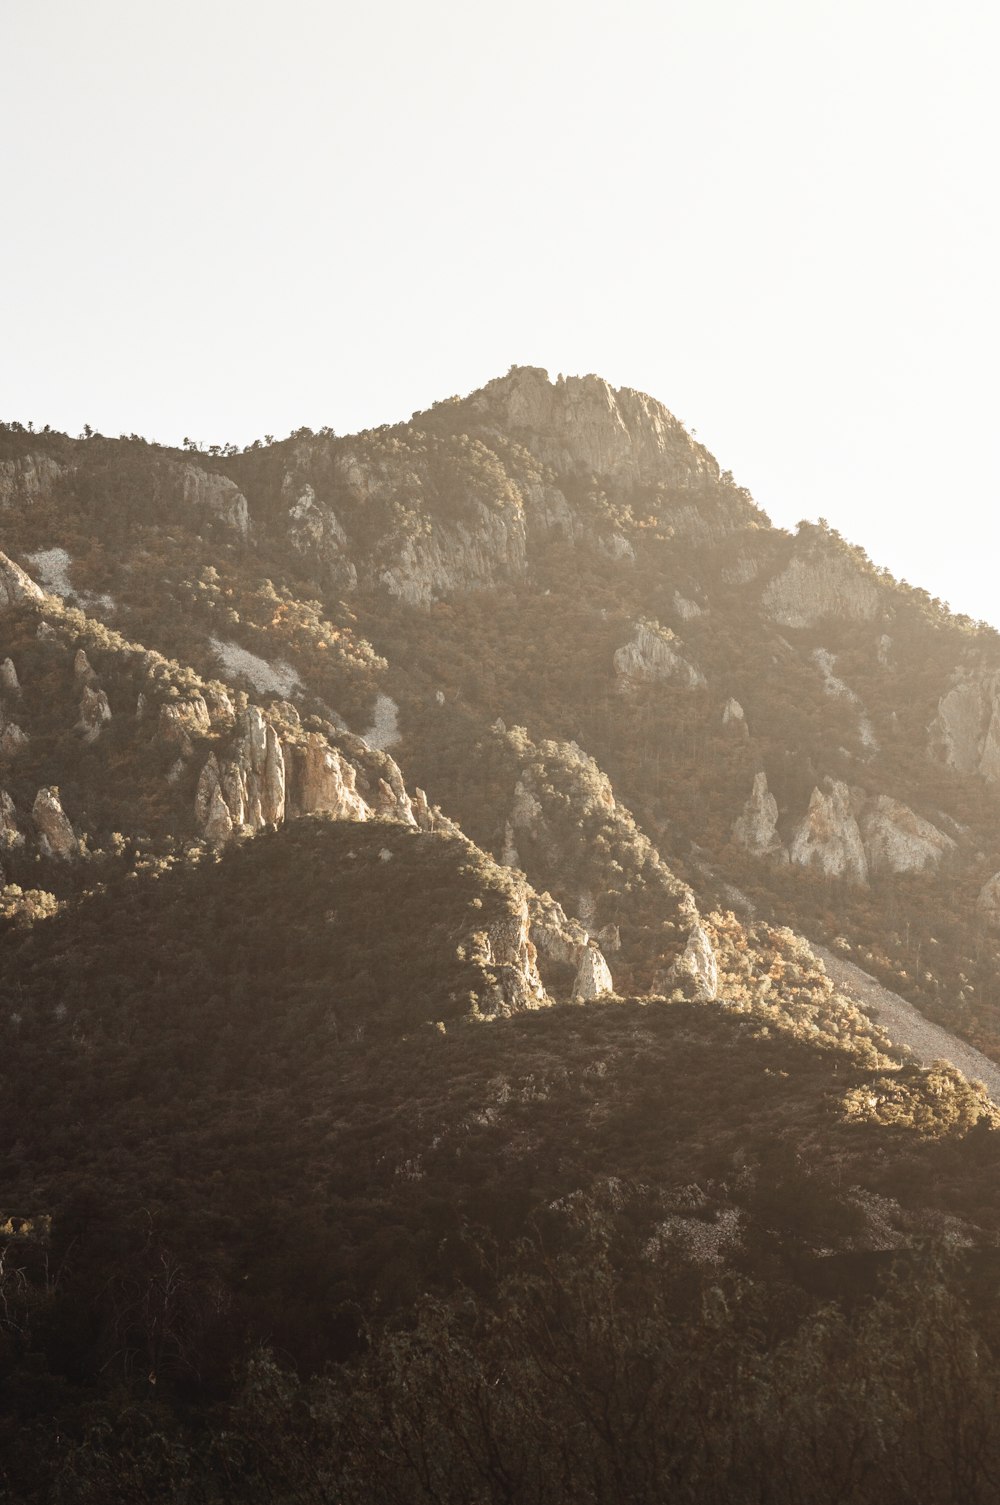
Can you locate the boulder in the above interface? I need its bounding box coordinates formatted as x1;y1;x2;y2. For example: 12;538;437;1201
0;658;19;693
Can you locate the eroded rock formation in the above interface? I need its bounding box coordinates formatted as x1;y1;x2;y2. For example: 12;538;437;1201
732;772;786;860
32;787;78;859
614;622;706;689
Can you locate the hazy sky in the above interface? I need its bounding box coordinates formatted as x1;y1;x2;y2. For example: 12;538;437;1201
3;0;998;621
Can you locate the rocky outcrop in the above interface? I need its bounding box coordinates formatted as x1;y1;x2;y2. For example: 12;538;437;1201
0;553;46;608
0;454;62;507
789;780;868;884
473;898;548;1017
377;502;528;607
732;772;787;860
673;592;705;621
659;923;719;1001
285;735;369;823
721;697;748;737
529;890;591;970
158;695;212;755
0;658;19;693
194;757;236;844
788;782;953;884
572;945;614;1001
977;874;1000;928
0;790;23;849
0;717;29;756
32;787;78;859
285;481;357;591
614;622;706;689
761;550;881;629
73;649;97;686
473;366;720;492
859;796;956;876
179;464;250;540
76;686;112;744
928;672;1000;782
195;708;288;839
812;649;878;753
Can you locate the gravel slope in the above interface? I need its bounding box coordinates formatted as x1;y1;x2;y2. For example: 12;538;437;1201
812;943;1000;1103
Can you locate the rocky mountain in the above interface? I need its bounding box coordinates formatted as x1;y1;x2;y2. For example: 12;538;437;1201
4;368;1000;1501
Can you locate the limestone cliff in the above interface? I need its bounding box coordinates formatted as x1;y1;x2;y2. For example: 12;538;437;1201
929;672;1000;782
614;621;706;689
471;897;549;1017
471;366;720;492
761;545;881;628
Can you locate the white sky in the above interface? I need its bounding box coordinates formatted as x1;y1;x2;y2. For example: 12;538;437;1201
3;0;998;621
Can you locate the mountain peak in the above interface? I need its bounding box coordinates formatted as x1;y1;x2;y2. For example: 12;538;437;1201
461;365;720;489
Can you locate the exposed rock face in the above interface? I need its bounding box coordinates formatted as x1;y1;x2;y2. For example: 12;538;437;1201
673;592;705;621
285;736;369;822
761;550;881;628
0;790;23;848
929;673;1000;782
529;890;590;970
776;780;953;884
76;686;112;744
179;464;250;540
32;787;78;859
732;772;786;860
195;708;288;839
195;756;235;844
721;697;748;737
158;696;212;755
660;923;719;1001
377;502;528;607
474;898;548;1016
977;874;1000;927
474;366;719;492
859;796;956;876
812;649;878;753
0;718;29;756
614;622;706;689
0;553;46;608
0;658;20;693
73;649;98;686
789;781;868;885
0;454;62;507
285;481;357;591
572;945;614;1001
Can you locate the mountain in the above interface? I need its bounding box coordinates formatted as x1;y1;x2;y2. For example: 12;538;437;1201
4;369;1000;1501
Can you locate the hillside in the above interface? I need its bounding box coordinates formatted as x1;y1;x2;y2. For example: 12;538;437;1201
4;368;1000;1499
